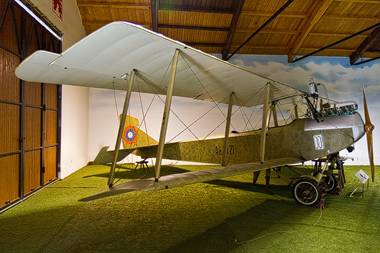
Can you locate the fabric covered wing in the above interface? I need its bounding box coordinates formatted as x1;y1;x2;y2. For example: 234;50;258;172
16;21;306;107
80;157;301;201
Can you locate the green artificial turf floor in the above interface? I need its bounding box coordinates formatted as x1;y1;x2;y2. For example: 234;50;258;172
0;164;379;253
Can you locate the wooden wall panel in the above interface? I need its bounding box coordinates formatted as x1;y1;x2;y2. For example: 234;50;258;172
44;146;56;184
0;103;20;154
0;49;20;103
45;110;57;146
45;83;58;109
25;82;42;106
26;18;40;56
0;155;19;206
24;150;41;194
24;107;41;149
0;1;61;211
0;3;19;53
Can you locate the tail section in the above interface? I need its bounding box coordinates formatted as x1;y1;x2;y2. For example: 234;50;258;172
93;116;157;164
121;115;158;149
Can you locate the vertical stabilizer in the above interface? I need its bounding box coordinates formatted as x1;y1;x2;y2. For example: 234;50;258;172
121;115;158;149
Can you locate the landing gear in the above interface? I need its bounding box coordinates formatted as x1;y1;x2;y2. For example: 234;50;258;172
292;179;321;206
319;175;337;193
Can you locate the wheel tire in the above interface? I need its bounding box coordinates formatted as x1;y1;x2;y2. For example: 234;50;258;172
292;179;321;206
319;175;337;193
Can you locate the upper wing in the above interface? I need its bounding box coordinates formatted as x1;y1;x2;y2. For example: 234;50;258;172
16;21;306;107
80;157;301;201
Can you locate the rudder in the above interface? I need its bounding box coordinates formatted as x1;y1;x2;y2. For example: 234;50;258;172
121;115;158;149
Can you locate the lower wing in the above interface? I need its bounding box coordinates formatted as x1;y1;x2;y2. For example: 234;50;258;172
80;157;301;201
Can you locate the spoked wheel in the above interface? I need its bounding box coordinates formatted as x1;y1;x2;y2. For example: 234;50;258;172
292;179;321;206
319;175;337;193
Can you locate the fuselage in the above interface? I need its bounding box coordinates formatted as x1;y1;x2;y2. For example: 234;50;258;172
135;112;365;165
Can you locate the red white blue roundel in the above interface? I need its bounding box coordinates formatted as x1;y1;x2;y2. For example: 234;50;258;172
123;126;137;145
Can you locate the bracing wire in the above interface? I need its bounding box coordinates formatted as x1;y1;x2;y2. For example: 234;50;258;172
112;81;120;121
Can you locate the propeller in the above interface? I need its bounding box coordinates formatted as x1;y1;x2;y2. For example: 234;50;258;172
363;85;375;182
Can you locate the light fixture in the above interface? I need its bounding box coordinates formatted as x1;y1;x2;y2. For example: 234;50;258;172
15;0;62;41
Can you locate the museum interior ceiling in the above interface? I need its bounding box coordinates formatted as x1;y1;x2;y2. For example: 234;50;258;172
71;0;380;65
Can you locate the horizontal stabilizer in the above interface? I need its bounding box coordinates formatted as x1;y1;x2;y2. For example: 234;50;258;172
80;157;301;201
93;146;135;164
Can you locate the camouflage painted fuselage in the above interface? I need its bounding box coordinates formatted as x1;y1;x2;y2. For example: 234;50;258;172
135;113;365;165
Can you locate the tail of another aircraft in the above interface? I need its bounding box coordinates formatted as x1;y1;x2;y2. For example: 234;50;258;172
121;115;158;149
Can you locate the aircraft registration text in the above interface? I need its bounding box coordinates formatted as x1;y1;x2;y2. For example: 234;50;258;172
215;145;235;155
313;135;324;150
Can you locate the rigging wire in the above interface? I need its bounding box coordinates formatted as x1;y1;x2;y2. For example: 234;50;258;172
112;81;120;121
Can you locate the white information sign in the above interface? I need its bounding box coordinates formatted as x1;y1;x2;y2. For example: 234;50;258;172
355;169;369;184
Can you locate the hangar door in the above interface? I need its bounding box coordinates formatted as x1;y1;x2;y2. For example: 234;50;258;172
0;0;61;211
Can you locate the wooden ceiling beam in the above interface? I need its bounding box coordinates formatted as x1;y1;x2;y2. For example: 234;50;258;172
222;0;246;60
82;20;152;28
287;0;334;62
187;43;290;49
350;26;380;65
186;43;357;52
323;14;380;21
334;0;380;3
151;0;159;32
240;11;307;19
292;22;380;63
226;0;295;61
76;2;150;9
159;24;300;34
308;32;368;38
158;24;229;32
159;4;233;14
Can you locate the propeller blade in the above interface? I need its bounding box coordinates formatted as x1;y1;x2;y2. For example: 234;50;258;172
363;86;372;127
366;129;374;182
363;86;375;182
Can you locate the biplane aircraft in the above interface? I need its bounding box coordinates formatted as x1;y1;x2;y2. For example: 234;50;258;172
15;21;375;206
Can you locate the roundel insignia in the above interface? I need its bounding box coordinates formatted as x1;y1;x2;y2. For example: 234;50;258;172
123;126;138;145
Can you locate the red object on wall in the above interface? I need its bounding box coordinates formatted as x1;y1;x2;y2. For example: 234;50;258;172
53;0;63;21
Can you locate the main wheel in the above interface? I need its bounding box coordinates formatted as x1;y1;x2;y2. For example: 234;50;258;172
319;175;337;193
292;179;321;206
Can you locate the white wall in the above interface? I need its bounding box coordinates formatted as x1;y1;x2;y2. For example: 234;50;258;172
30;0;88;178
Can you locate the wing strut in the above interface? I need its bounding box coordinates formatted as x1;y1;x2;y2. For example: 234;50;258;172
108;70;136;186
271;102;278;127
222;92;234;166
260;83;271;163
155;49;180;181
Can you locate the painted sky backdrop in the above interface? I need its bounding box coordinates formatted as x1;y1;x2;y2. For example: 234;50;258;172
88;54;379;166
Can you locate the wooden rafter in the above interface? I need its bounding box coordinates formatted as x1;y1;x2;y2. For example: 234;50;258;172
158;24;229;32
222;0;245;60
350;26;380;65
186;43;356;53
76;0;380;60
151;0;159;32
76;2;150;9
159;4;233;14
323;14;380;21
226;0;295;61
287;0;334;63
240;11;307;19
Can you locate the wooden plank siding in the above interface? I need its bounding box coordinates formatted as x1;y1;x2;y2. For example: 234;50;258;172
0;0;61;212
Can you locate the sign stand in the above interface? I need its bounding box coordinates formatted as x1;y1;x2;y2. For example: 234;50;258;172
350;169;370;198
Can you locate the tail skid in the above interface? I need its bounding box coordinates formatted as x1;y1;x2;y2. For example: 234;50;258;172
93;116;157;164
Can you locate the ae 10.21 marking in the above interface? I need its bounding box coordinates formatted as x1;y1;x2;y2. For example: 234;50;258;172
215;145;235;155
